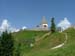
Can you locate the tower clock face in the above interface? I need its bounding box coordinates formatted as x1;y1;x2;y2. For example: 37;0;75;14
44;25;47;27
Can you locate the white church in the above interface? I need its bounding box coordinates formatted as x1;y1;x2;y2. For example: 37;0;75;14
33;16;49;30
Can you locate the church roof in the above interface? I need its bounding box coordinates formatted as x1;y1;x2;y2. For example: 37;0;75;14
41;16;48;24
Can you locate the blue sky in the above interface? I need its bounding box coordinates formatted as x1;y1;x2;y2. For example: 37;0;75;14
0;0;75;28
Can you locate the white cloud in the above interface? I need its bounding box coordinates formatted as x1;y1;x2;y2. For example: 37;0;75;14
22;26;27;30
0;19;20;33
57;18;71;31
0;19;10;32
9;27;20;33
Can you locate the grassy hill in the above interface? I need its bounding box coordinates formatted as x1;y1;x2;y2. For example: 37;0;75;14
12;28;75;56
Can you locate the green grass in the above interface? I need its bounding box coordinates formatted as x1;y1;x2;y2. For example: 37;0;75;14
12;30;48;42
23;32;65;56
12;30;49;55
47;28;75;56
13;28;75;56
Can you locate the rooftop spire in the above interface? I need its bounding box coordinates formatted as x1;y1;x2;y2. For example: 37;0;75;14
41;16;47;24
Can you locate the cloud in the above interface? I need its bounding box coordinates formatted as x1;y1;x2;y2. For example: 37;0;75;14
57;18;71;31
0;19;20;33
22;26;27;30
0;19;10;32
9;27;20;33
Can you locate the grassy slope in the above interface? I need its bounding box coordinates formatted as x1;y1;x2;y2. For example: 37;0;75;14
13;28;75;56
13;30;48;42
24;32;65;56
12;30;49;55
46;28;75;56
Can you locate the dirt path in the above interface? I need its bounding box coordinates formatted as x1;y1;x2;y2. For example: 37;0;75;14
51;33;68;49
35;32;50;42
35;32;68;50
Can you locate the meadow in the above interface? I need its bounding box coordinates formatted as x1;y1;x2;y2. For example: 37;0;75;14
12;28;75;56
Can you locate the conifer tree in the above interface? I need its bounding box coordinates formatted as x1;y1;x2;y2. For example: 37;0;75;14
0;31;14;56
50;17;56;33
0;36;2;55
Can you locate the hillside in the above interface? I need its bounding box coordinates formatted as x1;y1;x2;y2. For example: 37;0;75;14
12;28;75;56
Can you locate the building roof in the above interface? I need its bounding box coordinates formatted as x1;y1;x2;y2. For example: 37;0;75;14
41;16;48;24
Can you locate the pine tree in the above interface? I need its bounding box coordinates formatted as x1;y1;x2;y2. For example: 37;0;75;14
0;31;14;56
50;17;56;33
0;36;2;55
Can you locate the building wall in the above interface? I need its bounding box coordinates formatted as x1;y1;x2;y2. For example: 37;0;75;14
40;24;48;30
